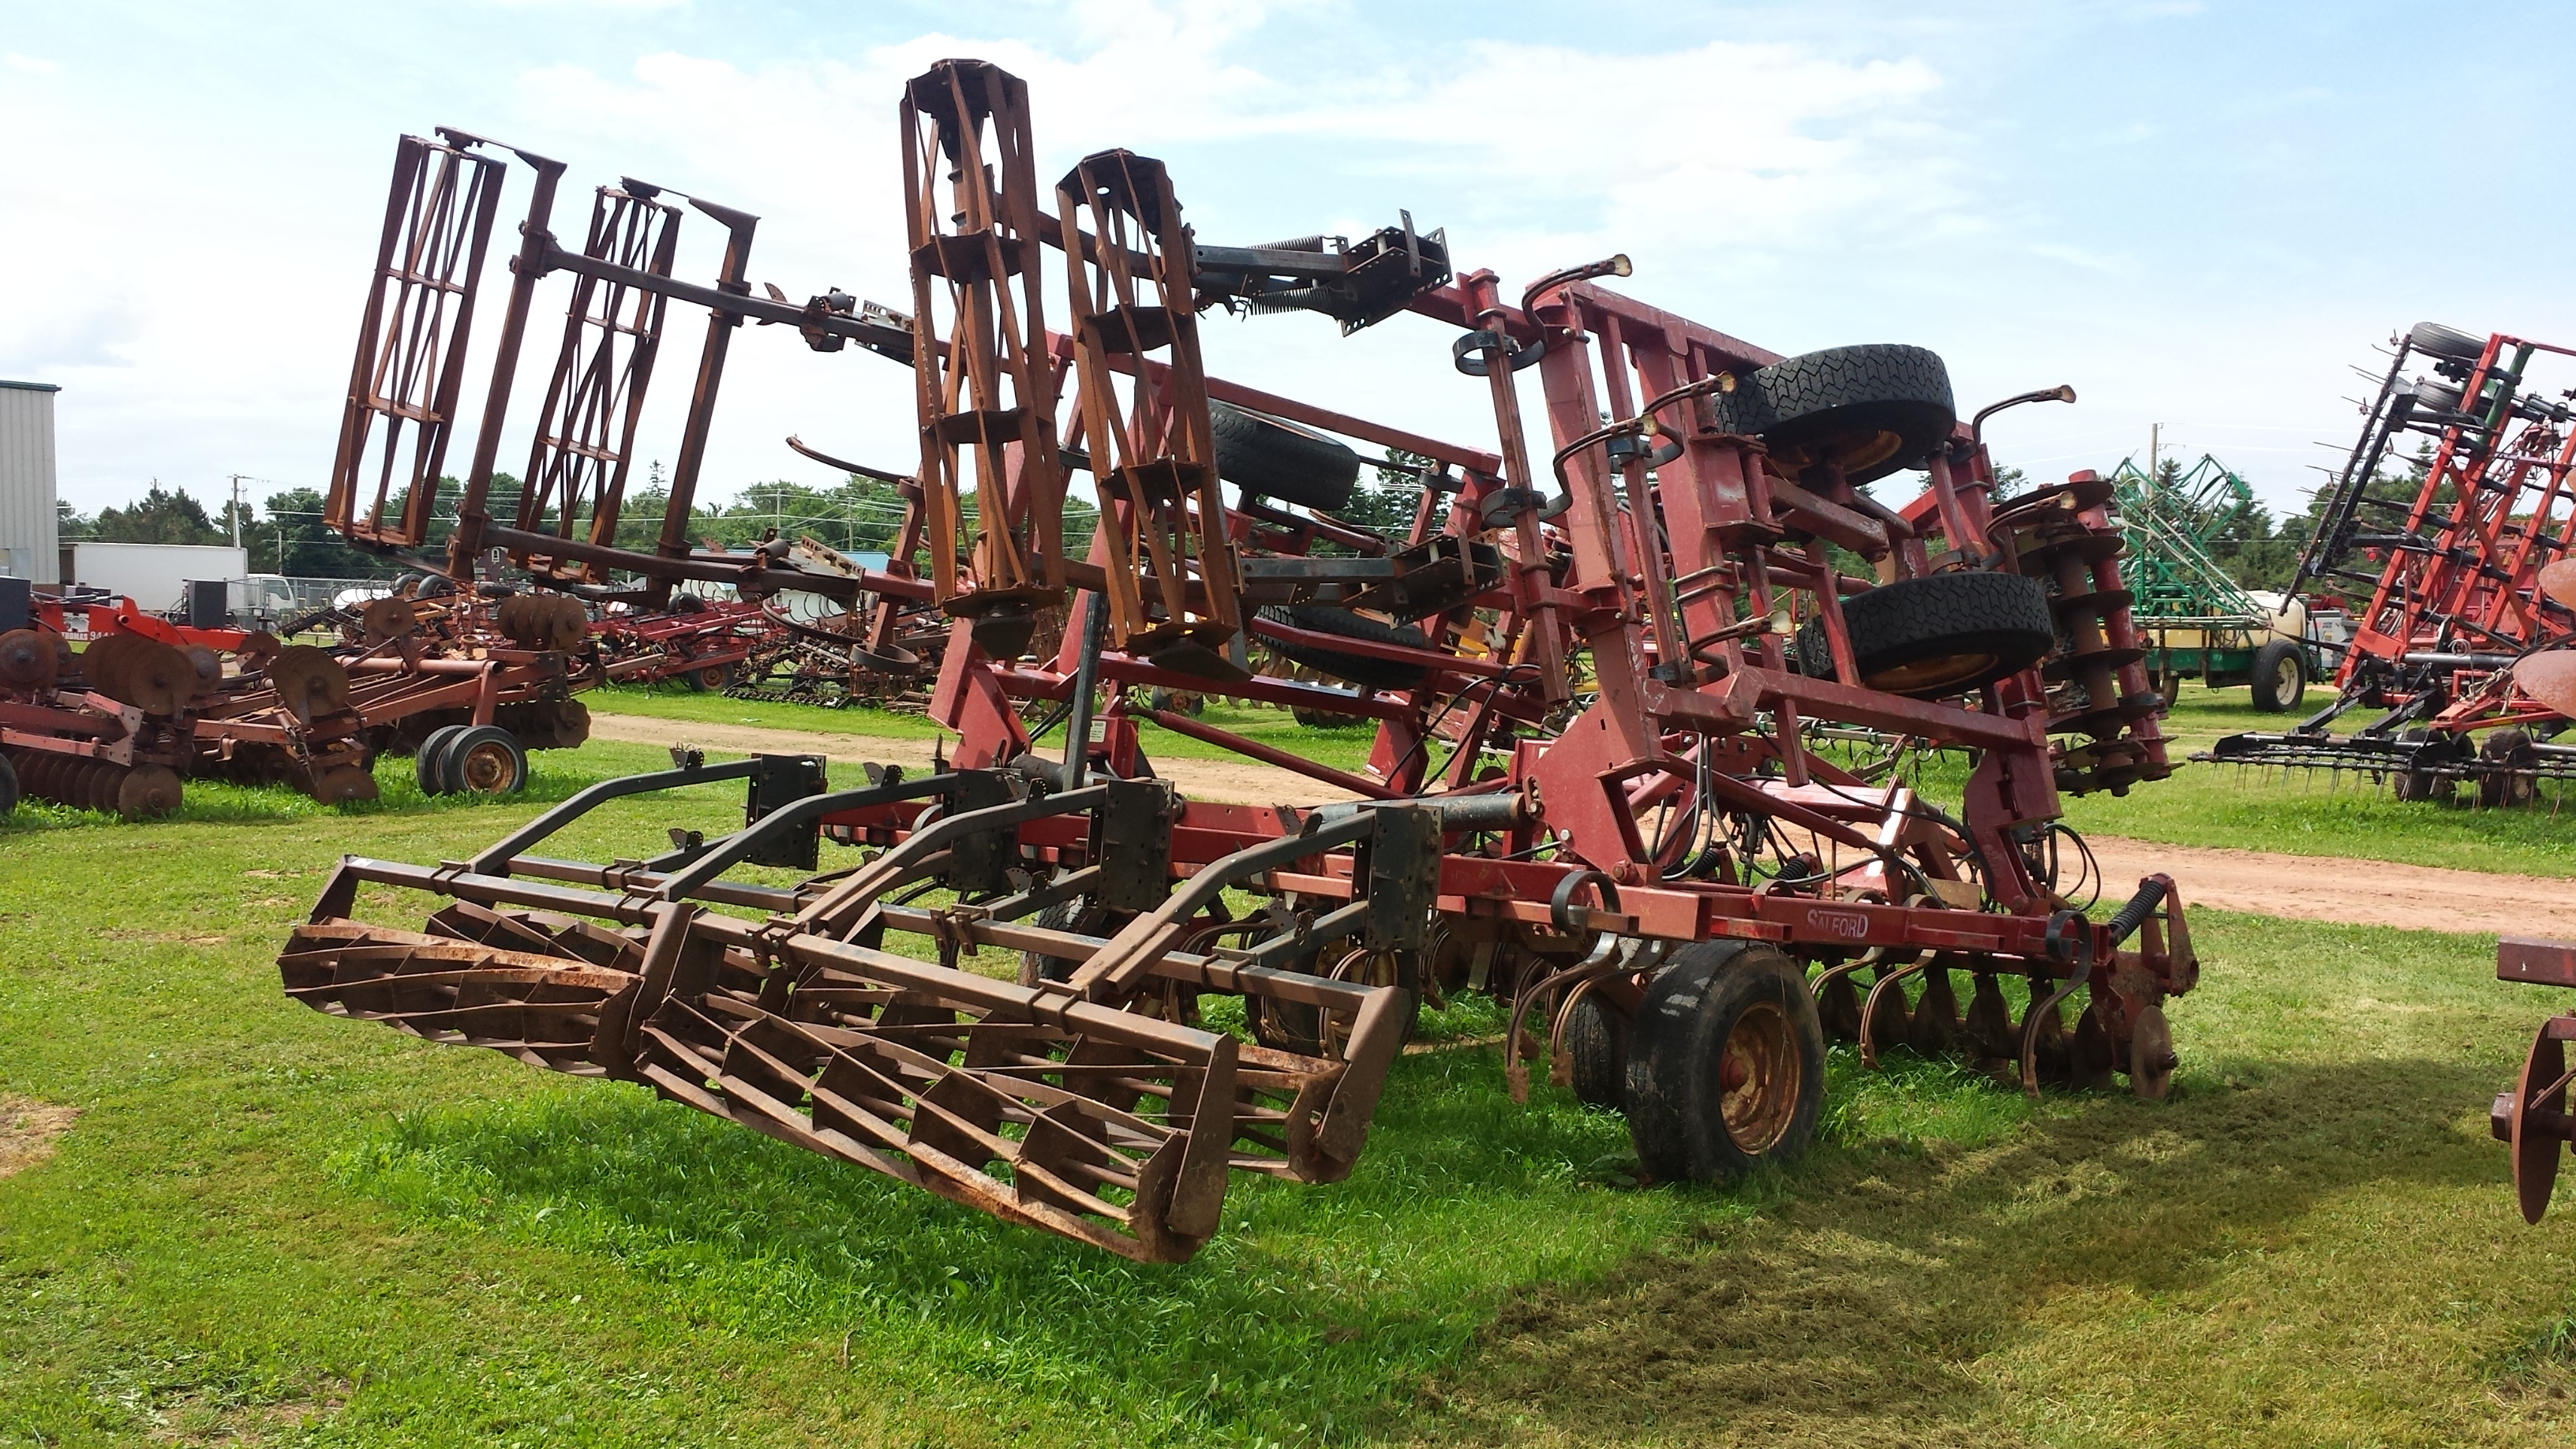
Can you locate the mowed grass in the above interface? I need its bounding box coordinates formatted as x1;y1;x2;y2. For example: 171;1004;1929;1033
597;676;2576;876
3;736;2576;1443
2062;680;2576;876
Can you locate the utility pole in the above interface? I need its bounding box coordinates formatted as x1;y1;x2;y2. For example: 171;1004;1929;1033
229;474;245;549
2147;424;2160;504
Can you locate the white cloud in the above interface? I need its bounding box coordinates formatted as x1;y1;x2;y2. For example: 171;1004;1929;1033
5;53;62;74
2;0;1981;515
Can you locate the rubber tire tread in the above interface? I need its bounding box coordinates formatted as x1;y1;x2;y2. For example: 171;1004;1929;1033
439;724;528;796
1563;994;1627;1110
1793;571;2055;697
1720;343;1956;484
1257;605;1433;691
2248;638;2305;713
1624;940;1826;1183
414;724;469;796
0;752;17;814
1018;900;1084;986
2409;321;2487;362
1210;401;1363;511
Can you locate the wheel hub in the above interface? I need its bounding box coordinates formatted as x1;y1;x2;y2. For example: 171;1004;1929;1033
1719;1002;1799;1152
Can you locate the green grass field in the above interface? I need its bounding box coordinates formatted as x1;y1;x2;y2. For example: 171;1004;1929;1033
584;678;2576;877
6;734;2576;1445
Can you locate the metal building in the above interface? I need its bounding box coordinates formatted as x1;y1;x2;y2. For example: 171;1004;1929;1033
0;380;62;585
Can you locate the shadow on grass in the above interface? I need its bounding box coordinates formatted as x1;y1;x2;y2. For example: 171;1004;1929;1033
1429;1054;2514;1447
318;1019;2506;1446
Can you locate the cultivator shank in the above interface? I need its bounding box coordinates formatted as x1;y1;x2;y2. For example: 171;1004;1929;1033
284;756;1437;1260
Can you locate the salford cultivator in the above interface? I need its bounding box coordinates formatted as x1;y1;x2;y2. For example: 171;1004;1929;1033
2211;323;2576;803
281;60;2200;1260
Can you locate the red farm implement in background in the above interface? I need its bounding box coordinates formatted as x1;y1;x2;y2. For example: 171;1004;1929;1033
589;597;766;693
2210;323;2576;804
278;59;2199;1262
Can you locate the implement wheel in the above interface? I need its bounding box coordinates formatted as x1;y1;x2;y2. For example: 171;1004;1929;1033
414;724;469;796
1794;571;2055;698
1563;993;1627;1110
1625;941;1825;1182
2392;728;2455;803
1722;343;1956;485
1210;400;1362;512
2479;728;2540;810
2248;638;2305;713
440;726;528;797
1257;606;1433;691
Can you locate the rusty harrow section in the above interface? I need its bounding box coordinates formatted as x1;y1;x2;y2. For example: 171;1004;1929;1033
1055;149;1239;668
280;758;1424;1261
327;131;508;552
902;60;1070;657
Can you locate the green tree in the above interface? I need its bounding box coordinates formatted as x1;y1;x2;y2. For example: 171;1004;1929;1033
93;484;223;545
255;488;398;577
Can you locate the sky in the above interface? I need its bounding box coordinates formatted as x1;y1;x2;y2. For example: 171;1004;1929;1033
6;0;2576;530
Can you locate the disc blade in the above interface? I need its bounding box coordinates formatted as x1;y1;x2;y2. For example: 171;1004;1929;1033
2516;653;2576;717
2542;559;2576;611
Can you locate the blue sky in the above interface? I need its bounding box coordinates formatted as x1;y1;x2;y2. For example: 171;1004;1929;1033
6;0;2574;523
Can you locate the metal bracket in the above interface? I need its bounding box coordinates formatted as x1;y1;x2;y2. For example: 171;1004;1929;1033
1095;779;1178;913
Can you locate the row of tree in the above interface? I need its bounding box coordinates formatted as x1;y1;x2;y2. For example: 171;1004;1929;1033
61;453;2380;596
58;456;1430;580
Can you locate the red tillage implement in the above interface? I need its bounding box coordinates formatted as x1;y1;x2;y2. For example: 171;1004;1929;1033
2211;323;2576;803
279;60;2198;1260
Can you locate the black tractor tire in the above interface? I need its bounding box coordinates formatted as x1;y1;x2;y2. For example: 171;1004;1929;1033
1721;343;1956;485
1792;571;2055;698
2248;638;2306;713
1210;400;1362;512
2392;727;2455;803
1256;606;1432;691
439;724;528;797
0;751;17;815
1624;940;1825;1183
2409;321;2487;362
2479;727;2541;810
1563;993;1627;1110
414;724;470;796
1017;900;1086;987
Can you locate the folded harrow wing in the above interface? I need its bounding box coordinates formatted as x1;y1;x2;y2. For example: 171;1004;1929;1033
285;59;2200;1259
2209;323;2576;802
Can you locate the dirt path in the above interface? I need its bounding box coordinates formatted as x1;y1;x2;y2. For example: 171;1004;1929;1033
2081;834;2574;937
584;711;2572;938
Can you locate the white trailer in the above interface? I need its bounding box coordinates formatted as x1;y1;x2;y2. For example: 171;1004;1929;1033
71;541;249;614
